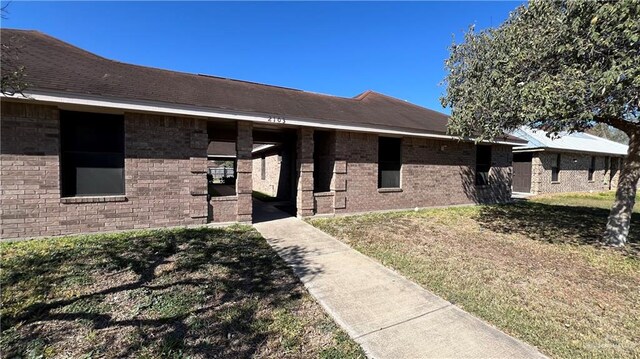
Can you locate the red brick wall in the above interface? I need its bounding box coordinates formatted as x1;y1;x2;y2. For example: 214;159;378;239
1;101;209;239
1;101;516;238
209;197;238;222
333;131;512;215
313;192;335;215
252;153;282;197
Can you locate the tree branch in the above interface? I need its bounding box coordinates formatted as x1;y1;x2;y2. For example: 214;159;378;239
595;115;639;136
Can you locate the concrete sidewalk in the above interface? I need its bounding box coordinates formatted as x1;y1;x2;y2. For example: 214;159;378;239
253;202;546;359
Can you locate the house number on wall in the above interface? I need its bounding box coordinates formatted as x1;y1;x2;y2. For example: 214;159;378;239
267;116;286;124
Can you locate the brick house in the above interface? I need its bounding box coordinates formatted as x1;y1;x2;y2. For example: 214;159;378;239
0;29;524;240
511;127;627;194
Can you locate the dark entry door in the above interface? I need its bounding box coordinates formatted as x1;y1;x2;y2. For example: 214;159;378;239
512;153;532;193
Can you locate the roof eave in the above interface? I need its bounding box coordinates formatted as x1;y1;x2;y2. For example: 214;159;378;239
1;90;523;146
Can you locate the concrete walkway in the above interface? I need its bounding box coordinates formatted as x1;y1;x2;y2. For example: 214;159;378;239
253;202;546;359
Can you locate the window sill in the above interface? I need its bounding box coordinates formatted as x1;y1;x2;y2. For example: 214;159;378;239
378;187;403;193
61;195;127;204
209;195;238;202
551;181;560;184
313;191;334;197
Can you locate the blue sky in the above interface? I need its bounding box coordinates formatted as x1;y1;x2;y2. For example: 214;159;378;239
1;1;521;112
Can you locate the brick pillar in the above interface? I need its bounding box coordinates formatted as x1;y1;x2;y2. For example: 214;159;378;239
531;153;542;195
297;128;314;217
332;131;348;214
236;121;253;223
188;119;209;221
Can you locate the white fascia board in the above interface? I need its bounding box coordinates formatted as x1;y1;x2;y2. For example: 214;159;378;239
2;90;523;146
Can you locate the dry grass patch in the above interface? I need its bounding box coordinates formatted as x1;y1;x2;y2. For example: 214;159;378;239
309;194;640;359
1;226;364;359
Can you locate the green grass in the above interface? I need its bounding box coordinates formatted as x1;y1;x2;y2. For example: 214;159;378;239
308;192;640;359
531;191;640;212
252;191;279;202
0;226;364;359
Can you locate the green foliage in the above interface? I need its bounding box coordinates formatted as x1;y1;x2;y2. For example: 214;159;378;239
441;0;640;140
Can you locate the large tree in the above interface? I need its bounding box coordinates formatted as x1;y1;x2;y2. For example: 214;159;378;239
441;0;639;246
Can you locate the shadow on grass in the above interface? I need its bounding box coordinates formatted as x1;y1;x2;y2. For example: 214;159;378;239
0;227;325;358
475;202;640;257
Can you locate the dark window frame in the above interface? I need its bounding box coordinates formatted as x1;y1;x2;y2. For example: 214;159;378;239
59;110;125;197
588;156;596;181
475;145;492;186
378;137;402;189
551;154;561;182
313;131;334;193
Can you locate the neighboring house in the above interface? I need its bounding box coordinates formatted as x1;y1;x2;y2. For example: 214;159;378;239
511;127;628;194
0;29;524;240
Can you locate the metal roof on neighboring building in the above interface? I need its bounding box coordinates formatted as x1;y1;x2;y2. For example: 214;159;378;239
513;127;628;156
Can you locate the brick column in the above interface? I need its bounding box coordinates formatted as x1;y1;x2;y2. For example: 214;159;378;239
236;121;253;223
296;128;314;217
332;131;348;214
188;120;209;221
531;154;543;194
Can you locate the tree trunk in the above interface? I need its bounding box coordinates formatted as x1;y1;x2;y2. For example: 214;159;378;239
603;131;640;246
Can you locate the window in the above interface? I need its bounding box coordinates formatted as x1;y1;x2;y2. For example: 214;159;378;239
261;156;266;180
551;154;561;182
588;156;596;181
314;131;334;192
60;111;125;197
378;137;402;188
475;145;492;186
604;156;610;176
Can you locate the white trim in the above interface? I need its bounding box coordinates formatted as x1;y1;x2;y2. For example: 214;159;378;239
2;90;523;146
252;144;276;153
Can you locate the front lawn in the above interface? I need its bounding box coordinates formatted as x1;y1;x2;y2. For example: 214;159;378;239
531;191;640;212
0;226;364;358
309;192;640;359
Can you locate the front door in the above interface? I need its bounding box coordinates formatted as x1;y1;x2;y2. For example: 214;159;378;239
512;153;532;193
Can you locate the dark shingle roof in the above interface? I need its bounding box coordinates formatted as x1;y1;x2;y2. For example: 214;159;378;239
1;29;522;143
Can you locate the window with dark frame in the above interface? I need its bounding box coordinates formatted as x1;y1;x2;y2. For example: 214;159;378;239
588;156;596;181
378;137;402;188
551;154;561;182
261;156;266;180
60;110;125;197
314;131;334;192
475;145;492;186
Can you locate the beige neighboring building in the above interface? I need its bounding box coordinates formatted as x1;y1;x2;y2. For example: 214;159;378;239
511;128;627;195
